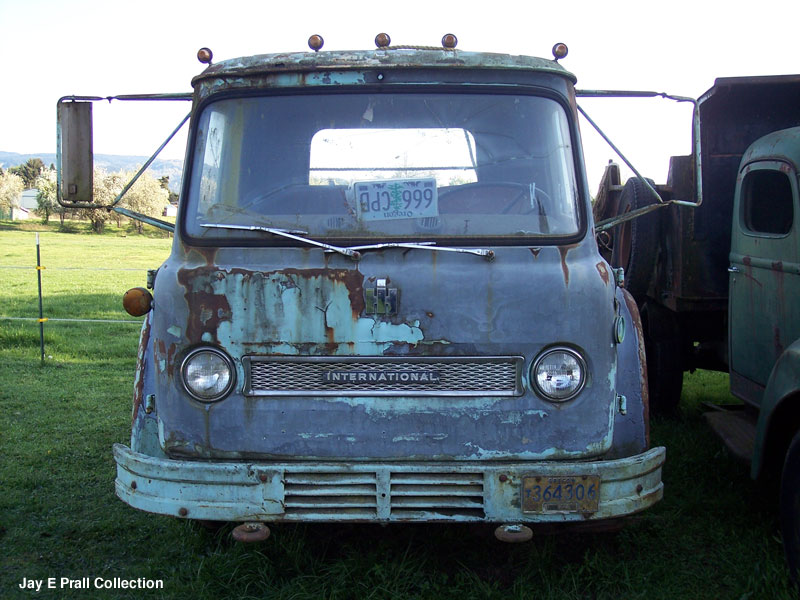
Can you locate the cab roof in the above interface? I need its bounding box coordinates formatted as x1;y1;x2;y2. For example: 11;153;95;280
191;47;577;87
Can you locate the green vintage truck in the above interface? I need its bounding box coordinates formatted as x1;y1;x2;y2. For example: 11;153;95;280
595;75;800;581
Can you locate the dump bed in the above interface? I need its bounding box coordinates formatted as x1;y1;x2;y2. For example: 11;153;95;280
656;75;800;312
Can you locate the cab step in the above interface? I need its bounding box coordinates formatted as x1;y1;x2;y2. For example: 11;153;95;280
702;403;757;464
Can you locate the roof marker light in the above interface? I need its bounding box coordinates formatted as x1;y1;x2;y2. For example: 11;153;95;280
308;34;324;52
197;48;213;65
441;33;458;49
375;33;391;48
552;43;568;61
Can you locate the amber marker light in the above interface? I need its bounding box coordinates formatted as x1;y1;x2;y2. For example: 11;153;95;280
375;32;391;48
552;43;568;61
441;33;458;49
197;47;213;65
123;287;153;317
308;34;324;52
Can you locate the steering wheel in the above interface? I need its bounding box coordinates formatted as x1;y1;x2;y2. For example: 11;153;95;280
439;181;539;214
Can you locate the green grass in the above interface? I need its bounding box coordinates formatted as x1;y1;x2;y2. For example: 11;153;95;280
0;223;794;599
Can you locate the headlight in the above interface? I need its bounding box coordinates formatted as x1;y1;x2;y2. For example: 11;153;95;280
531;347;587;402
181;348;235;402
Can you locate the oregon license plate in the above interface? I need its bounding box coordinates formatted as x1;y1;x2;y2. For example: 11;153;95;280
355;178;438;221
522;475;601;513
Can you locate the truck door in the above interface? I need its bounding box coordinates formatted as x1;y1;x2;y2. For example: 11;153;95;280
729;160;800;404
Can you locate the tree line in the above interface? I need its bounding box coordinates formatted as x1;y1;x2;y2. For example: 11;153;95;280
1;158;176;233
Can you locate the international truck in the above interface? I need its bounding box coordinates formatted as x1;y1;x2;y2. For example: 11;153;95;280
56;35;664;544
594;74;800;580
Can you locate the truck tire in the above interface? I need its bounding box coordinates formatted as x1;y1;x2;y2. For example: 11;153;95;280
781;430;800;585
642;301;683;414
611;178;660;302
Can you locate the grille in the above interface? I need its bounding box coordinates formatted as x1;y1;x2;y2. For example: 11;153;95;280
244;356;523;396
390;472;485;519
282;470;485;520
284;472;378;518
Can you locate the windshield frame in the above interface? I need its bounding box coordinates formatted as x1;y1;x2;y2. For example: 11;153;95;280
178;83;589;248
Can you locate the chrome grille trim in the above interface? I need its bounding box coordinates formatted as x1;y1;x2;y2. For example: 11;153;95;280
243;356;524;397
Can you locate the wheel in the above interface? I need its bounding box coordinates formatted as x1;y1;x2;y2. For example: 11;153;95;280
781;430;800;585
642;301;683;414
610;178;660;301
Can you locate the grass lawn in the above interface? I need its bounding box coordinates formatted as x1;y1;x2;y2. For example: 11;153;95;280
0;222;794;599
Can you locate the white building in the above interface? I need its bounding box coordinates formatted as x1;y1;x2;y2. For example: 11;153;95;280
9;189;39;220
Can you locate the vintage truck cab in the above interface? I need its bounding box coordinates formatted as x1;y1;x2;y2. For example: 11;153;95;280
727;126;800;579
66;37;664;538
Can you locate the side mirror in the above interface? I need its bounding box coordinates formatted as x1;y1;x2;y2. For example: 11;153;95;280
57;99;94;206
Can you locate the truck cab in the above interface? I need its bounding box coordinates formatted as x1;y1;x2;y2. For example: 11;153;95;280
728;126;800;580
63;38;664;537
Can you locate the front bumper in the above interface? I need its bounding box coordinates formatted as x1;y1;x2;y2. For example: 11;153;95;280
113;443;665;523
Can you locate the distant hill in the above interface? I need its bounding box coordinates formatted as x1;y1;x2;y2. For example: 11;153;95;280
0;151;183;193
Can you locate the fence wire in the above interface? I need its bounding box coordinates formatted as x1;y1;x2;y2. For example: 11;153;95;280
1;316;141;325
0;263;146;326
3;266;144;271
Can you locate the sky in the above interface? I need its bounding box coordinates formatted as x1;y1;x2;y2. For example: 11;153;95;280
1;0;799;192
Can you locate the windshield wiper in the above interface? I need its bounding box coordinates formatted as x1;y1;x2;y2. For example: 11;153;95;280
200;223;361;260
201;224;494;261
340;241;495;261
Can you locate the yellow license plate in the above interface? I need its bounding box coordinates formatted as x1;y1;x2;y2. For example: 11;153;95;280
522;475;601;513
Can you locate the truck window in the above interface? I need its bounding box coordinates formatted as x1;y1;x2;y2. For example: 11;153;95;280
742;169;794;235
184;92;581;242
309;128;478;187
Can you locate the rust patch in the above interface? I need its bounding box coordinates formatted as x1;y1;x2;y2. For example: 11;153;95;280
166;343;177;377
321;303;337;351
131;318;152;423
739;256;762;287
775;327;785;357
187;246;218;267
426;311;435;318
773;260;786;300
156;339;169;375
278;268;365;318
558;246;571;286
596;262;610;285
177;268;233;342
189;290;231;343
622;289;650;447
178;266;366;342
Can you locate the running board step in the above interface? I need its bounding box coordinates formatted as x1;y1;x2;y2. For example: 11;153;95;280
702;405;757;464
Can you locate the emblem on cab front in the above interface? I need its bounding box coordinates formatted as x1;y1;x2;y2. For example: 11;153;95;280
365;278;398;315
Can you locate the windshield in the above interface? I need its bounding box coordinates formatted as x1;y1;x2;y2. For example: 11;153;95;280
184;92;582;242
